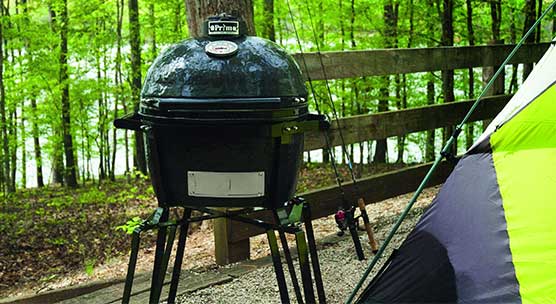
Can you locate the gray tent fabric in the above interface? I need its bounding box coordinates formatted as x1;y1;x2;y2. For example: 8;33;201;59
357;148;521;303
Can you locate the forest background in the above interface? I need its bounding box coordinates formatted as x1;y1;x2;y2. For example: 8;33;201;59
0;0;554;192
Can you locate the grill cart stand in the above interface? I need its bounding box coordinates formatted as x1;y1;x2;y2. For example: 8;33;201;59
121;199;326;304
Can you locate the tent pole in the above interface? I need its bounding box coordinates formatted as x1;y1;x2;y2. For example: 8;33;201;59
345;1;556;303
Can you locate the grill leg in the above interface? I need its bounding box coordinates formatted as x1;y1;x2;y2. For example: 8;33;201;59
122;230;141;304
295;229;316;303
150;208;169;304
267;230;290;304
278;230;304;304
303;204;326;304
167;209;192;304
153;225;176;302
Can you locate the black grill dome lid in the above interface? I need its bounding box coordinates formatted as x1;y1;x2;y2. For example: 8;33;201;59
141;36;307;99
138;14;308;124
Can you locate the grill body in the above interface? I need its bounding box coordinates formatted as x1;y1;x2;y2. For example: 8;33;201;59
115;35;318;209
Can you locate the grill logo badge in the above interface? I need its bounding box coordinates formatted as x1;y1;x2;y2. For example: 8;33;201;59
205;40;239;57
208;21;240;36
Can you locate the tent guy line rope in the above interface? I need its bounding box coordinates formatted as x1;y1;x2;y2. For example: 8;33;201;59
345;0;556;303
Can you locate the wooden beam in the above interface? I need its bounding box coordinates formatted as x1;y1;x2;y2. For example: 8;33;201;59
229;159;457;243
303;94;510;151
294;43;551;80
214;216;251;265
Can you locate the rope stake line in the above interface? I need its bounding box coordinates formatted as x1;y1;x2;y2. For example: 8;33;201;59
345;1;556;303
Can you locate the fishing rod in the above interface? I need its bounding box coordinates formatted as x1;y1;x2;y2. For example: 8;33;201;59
285;0;376;261
346;1;556;303
299;0;379;254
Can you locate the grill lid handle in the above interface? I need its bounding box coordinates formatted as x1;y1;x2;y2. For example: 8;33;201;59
114;112;143;131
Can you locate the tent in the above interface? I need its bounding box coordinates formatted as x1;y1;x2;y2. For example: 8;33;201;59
357;41;556;304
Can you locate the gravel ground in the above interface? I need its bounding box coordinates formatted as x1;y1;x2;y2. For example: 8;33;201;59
174;187;438;304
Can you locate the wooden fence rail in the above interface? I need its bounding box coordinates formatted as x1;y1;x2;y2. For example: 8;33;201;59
304;94;511;150
228;159;458;243
294;42;550;80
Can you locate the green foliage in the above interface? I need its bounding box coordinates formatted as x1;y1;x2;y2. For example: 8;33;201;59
78;189;107;205
115;216;143;234
84;258;96;276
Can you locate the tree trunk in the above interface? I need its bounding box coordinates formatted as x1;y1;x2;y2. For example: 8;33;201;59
111;0;124;182
373;78;388;163
536;0;542;43
374;0;398;164
465;0;475;149
9;110;17;191
185;0;255;38
262;0;275;41
425;75;435;161
395;73;403;163
441;0;455;155
97;54;106;181
0;1;11;193
174;0;183;37
60;0;78;188
490;0;501;41
522;0;536;81
20;104;27;188
397;0;409;164
30;99;44;187
509;5;518;94
149;3;157;60
129;0;147;175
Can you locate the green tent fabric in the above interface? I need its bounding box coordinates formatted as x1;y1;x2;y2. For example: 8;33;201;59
357;41;556;304
491;82;556;302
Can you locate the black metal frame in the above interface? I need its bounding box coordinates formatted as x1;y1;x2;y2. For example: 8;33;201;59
121;198;326;304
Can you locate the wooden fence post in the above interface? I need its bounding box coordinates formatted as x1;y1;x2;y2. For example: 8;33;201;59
214;217;250;265
482;40;505;130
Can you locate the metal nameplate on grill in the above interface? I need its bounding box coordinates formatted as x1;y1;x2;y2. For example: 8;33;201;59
207;20;240;36
187;171;265;198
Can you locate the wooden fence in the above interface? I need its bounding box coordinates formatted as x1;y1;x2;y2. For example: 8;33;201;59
213;42;551;264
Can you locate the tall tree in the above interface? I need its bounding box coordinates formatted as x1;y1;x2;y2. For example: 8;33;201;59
129;0;147;175
397;0;414;163
508;3;519;93
465;0;475;149
440;0;455;154
425;0;437;162
490;0;502;41
262;0;275;41
20;0;44;187
0;0;10;192
185;0;256;37
522;0;536;80
49;6;65;185
374;0;398;163
535;0;542;43
59;0;78;187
